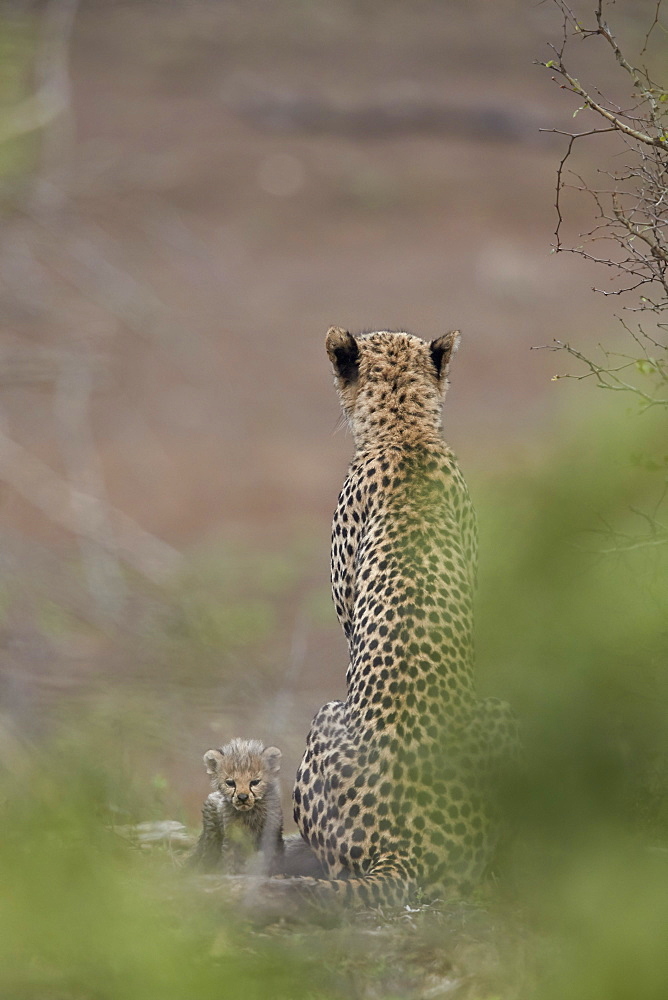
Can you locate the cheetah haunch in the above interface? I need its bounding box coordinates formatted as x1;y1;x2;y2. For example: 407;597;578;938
292;328;517;909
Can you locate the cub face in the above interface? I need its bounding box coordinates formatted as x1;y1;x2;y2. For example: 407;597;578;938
203;739;281;813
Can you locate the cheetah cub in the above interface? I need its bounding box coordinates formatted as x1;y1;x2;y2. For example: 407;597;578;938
189;738;284;875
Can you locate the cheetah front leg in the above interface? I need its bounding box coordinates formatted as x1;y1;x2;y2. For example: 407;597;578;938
187;792;225;871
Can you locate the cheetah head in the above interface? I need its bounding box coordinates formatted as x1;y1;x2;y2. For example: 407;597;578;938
325;327;460;441
203;739;281;812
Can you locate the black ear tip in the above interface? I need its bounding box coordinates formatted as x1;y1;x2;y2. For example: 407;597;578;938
326;326;353;351
326;327;360;382
430;330;460;377
430;330;461;351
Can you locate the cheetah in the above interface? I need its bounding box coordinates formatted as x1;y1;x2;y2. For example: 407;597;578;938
291;328;518;909
189;738;284;875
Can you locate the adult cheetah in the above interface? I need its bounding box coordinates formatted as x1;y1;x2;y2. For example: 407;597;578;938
292;328;517;909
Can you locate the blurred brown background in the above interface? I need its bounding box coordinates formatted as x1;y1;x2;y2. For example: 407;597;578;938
0;0;641;821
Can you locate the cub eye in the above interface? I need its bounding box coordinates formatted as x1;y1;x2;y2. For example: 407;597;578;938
225;779;235;788
249;779;260;788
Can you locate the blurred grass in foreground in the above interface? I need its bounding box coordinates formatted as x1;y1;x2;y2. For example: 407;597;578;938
476;394;668;1000
1;395;667;999
0;704;335;1000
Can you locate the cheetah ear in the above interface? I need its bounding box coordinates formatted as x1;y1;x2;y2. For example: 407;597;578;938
430;330;460;380
326;326;360;384
261;746;282;774
203;749;224;775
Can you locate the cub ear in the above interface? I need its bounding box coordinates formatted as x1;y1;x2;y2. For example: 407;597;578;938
261;746;282;774
430;330;461;379
326;326;360;384
203;749;224;775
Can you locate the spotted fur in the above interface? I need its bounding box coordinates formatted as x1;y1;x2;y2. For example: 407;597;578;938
189;738;284;874
292;328;517;909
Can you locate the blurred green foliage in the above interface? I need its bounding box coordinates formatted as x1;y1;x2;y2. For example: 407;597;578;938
474;395;668;999
0;706;337;1000
476;397;668;839
0;12;38;193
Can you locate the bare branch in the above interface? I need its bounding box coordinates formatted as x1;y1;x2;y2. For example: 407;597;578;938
540;0;668;398
640;0;664;56
539;127;617;246
593;3;664;124
611;194;668;264
543;57;667;149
